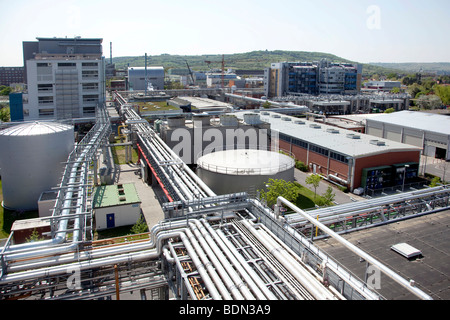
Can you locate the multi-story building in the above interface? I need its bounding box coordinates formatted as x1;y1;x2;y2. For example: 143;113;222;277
127;67;165;91
12;37;105;121
0;67;25;86
264;59;362;98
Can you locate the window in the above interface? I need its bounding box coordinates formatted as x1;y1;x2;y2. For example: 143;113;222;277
83;94;99;103
58;62;76;67
82;70;98;79
82;62;98;67
83;106;96;114
38;84;53;92
37;63;51;67
82;83;99;90
38;96;53;105
39;108;54;117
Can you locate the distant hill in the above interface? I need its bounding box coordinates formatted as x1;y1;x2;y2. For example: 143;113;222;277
369;62;450;75
112;50;400;77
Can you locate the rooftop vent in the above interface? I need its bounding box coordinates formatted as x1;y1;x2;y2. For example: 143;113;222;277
309;124;321;129
391;243;422;260
271;114;281;118
281;117;292;121
326;128;339;134
346;133;361;139
294;120;305;125
370;139;386;146
119;196;127;202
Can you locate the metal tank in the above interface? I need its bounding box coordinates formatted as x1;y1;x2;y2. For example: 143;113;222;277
196;149;295;196
0;121;74;211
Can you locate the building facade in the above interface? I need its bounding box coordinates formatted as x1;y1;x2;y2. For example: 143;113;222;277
127;67;165;91
0;67;25;86
264;59;362;98
16;37;105;121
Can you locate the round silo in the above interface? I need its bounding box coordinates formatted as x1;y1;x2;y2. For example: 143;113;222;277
0;121;74;211
196;149;295;196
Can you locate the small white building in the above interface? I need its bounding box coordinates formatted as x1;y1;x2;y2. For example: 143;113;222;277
93;183;142;230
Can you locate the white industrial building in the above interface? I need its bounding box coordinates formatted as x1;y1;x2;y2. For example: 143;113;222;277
366;111;450;160
19;37;106;120
127;67;164;91
93;183;142;230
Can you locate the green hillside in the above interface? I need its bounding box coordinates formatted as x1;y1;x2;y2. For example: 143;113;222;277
112;50;400;77
369;62;450;75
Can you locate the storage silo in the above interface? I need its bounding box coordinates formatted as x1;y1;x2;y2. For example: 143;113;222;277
0;122;74;211
196;149;295;196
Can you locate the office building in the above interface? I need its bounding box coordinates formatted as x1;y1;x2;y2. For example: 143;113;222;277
264;59;362;98
14;37;105;121
0;67;25;86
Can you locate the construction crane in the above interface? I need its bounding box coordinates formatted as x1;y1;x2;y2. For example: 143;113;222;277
185;60;195;86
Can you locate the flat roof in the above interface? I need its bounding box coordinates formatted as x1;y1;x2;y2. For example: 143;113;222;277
179;96;232;110
315;210;450;299
367;111;450;136
236;111;422;158
93;183;141;208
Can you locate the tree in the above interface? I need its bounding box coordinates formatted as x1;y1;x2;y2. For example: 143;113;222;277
416;95;442;110
321;186;336;206
384;107;395;113
262;101;271;109
390;87;400;94
305;174;321;199
130;216;148;234
259;178;298;208
0;107;10;122
27;229;44;242
434;85;450;105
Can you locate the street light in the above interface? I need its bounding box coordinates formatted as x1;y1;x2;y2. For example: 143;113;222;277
402;164;410;192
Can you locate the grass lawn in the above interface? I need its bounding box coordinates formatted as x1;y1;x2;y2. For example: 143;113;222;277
111;137;139;164
0;179;39;239
293;182;327;210
136;101;178;112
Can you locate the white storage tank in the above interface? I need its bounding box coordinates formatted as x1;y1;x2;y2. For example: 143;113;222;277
197;149;295;195
0;121;74;211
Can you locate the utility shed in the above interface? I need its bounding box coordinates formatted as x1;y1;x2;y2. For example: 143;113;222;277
93;183;142;230
11;218;51;245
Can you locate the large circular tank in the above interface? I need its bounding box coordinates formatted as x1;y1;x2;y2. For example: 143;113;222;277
0;121;74;211
197;149;295;195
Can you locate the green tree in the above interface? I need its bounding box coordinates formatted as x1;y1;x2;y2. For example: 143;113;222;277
416;95;442;110
429;176;441;187
305;174;322;199
434;85;450;105
0;86;12;96
259;178;298;208
321;186;336;205
384;107;395;113
262;101;271;109
0;107;10;122
390;87;400;94
27;229;44;242
130;216;148;234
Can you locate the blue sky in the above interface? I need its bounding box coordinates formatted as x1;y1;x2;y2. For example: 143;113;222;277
1;0;449;66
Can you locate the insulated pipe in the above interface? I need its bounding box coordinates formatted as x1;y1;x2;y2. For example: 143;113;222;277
180;229;227;300
241;219;337;300
186;223;237;300
276;196;433;300
204;220;276;300
167;242;199;300
189;220;250;300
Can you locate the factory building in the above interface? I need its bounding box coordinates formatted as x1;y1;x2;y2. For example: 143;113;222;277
239;111;422;192
264;59;362;98
366;111;450;161
14;37;106;121
159;113;271;165
127;67;164;91
0;67;24;86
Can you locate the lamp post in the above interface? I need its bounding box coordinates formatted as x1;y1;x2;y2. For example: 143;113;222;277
402;164;410;191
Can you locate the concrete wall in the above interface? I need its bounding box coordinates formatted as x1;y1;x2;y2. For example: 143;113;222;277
95;203;141;230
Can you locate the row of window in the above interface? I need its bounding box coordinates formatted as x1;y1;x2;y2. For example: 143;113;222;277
279;133;349;163
37;62;98;68
36;107;96;118
38;95;98;105
38;83;99;92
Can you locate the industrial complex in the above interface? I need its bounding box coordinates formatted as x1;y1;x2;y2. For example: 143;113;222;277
0;36;449;303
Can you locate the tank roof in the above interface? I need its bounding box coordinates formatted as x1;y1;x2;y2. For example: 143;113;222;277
0;121;73;136
197;149;294;175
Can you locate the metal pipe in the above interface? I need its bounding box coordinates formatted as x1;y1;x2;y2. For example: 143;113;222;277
276;196;433;300
190;220;250;300
204;220;276;300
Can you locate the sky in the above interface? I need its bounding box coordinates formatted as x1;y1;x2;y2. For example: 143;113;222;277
1;0;449;66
